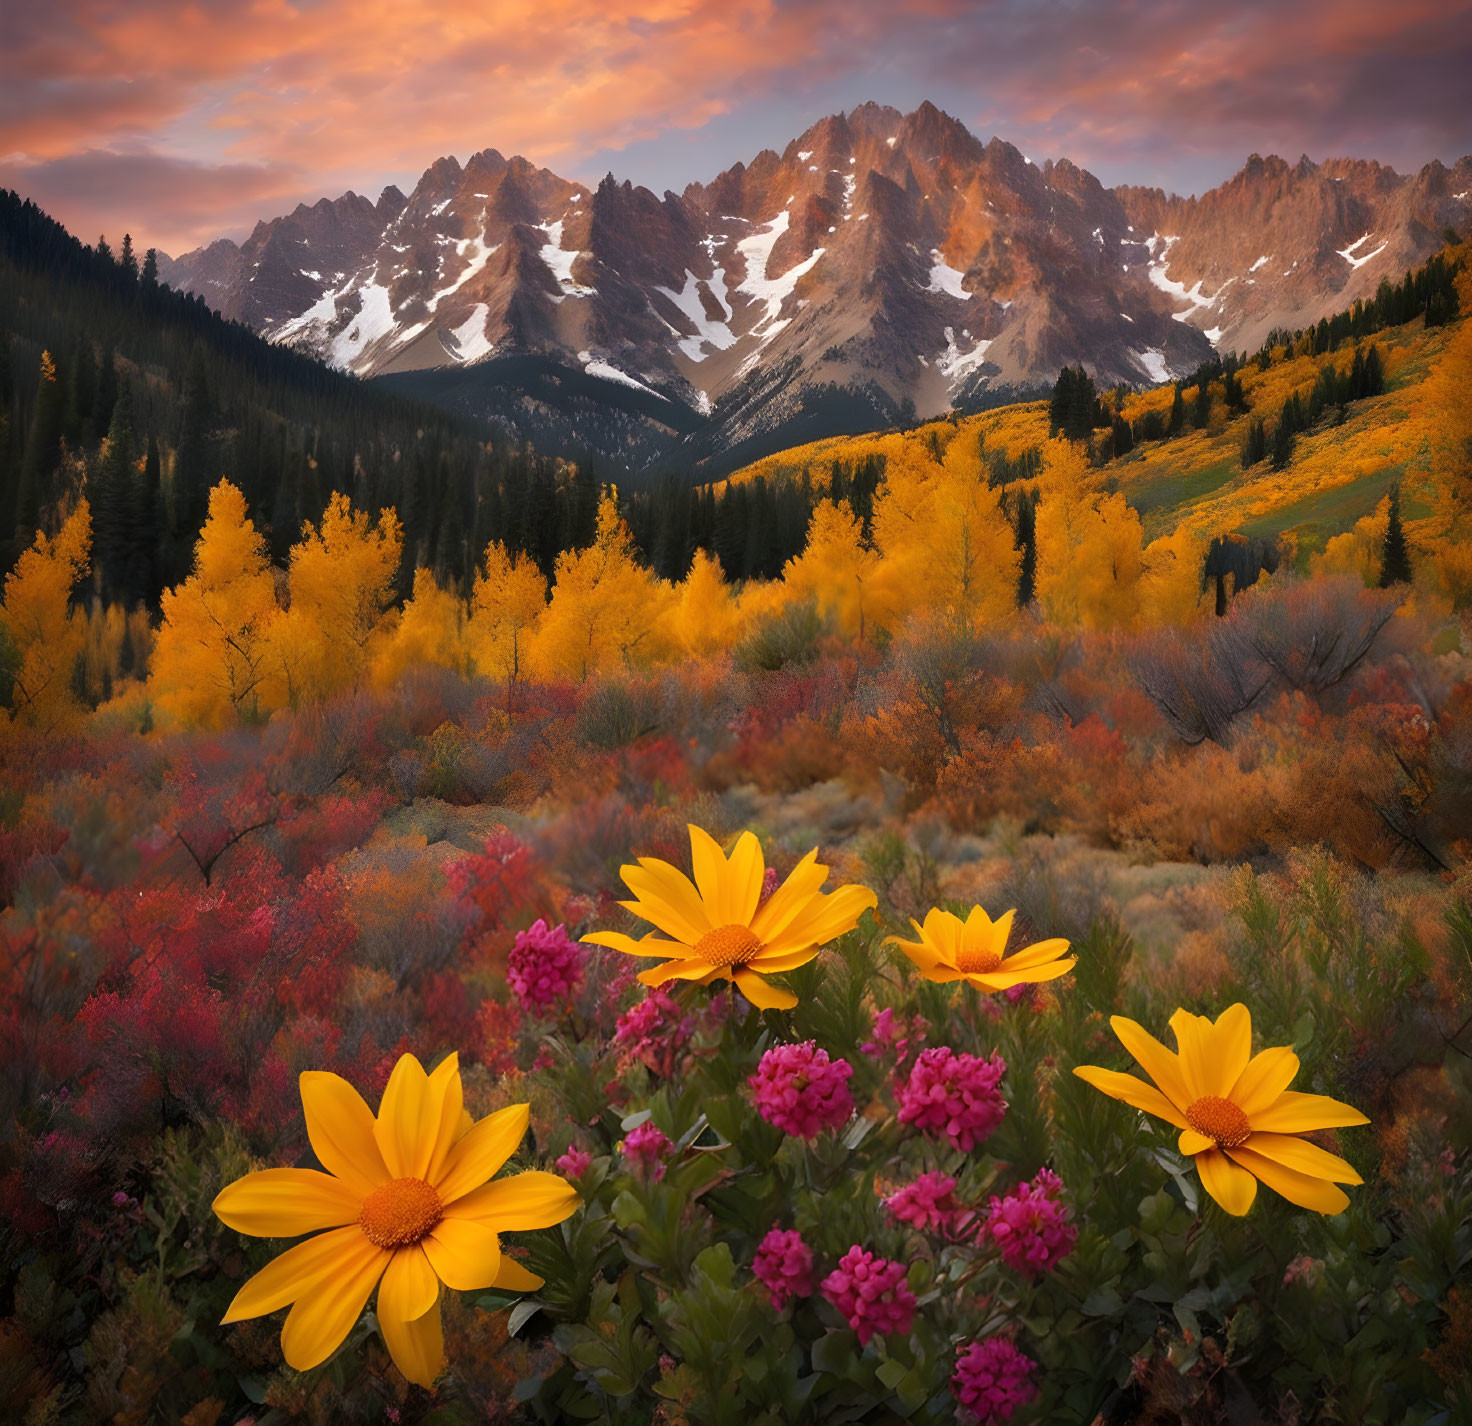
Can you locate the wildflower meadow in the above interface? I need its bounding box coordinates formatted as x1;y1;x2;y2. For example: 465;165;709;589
2;594;1471;1425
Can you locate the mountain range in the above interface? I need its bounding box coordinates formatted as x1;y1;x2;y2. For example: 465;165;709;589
157;102;1472;476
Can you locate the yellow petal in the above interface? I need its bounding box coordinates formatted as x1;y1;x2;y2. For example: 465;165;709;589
582;930;691;958
748;945;819;974
374;1053;434;1180
1178;1129;1214;1156
1231;1046;1301;1119
279;1235;390;1371
491;1257;546;1293
221;1226;367;1324
213;1169;362;1238
422;1217;502;1290
750;850;828;943
998;937;1073;971
1241;1132;1363;1184
971;958;1077;991
1168;1008;1216;1102
1225;1145;1352;1215
688;825;733;921
725;830;766;927
433;1103;530;1205
1194;1147;1258;1216
767;884;877;957
379;1294;445;1389
1208;1004;1253;1098
424;1053;464;1185
300;1072;391;1198
379;1245;439;1324
983;907;1015;960
1072;1066;1189;1128
622;861;711;944
446;1170;583;1230
1250;1090;1369;1134
635;957;718;986
734;967;799;1011
923;907;963;963
1109;1016;1191;1113
888;935;947;974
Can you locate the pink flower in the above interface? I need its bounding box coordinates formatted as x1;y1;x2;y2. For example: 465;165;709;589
982;1168;1076;1276
951;1338;1037;1422
885;1171;970;1236
615;988;693;1075
860;1006;928;1064
557;1145;593;1179
749;1041;855;1139
621;1120;672;1180
508;918;584;1011
752;1227;815;1310
759;866;781;903
821;1245;916;1346
894;1047;1007;1152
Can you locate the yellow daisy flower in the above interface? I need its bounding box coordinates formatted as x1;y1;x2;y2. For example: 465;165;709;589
1074;1003;1369;1216
582;824;877;1011
213;1052;580;1387
886;906;1076;992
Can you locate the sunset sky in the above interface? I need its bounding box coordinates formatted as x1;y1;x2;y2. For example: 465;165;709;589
3;0;1470;257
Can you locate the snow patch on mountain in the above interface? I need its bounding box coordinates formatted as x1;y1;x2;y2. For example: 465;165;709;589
1337;233;1388;269
329;281;395;368
655;269;737;360
937;327;992;385
925;252;972;300
1134;349;1171;383
734;211;825;336
578;352;667;400
446;304;494;363
540;221;596;300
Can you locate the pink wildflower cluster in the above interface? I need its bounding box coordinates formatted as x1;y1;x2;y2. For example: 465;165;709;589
884;1171;971;1236
951;1338;1038;1422
749;1041;855;1139
894;1047;1008;1152
821;1245;917;1346
759;865;781;902
614;988;692;1074
752;1227;815;1310
620;1121;671;1180
556;1145;593;1179
982;1167;1076;1276
861;1006;928;1064
507;918;584;1010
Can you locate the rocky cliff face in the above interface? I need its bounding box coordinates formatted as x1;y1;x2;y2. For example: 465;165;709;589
157;103;1472;475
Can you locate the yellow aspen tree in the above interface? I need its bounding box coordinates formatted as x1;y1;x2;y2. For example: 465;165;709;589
782;499;886;641
531;496;673;680
873;438;1018;626
151;481;281;728
371;568;472;687
286;493;403;697
467;542;546;684
1032;439;1146;628
1;498;91;731
665;549;745;657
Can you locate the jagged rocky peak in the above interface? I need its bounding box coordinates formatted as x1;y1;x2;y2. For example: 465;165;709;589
155;102;1472;475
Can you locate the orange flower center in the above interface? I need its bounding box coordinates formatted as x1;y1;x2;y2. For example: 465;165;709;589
695;923;763;967
953;941;1004;973
358;1176;443;1248
1185;1095;1251;1149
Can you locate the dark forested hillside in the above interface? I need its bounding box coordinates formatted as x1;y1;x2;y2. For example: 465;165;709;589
0;190;603;599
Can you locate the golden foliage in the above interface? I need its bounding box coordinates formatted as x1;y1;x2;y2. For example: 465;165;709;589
0;498;91;731
151;482;280;728
468;543;547;684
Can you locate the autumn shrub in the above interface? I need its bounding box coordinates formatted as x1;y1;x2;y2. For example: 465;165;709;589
734;595;833;672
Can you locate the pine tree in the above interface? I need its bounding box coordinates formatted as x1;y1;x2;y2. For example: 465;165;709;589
141;248;158;286
93;380;137;603
171;344;212;558
120;234;138;283
13;350;65;557
88;345;118;445
1169;385;1186;435
1378;485;1413;587
1014;487;1037;607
